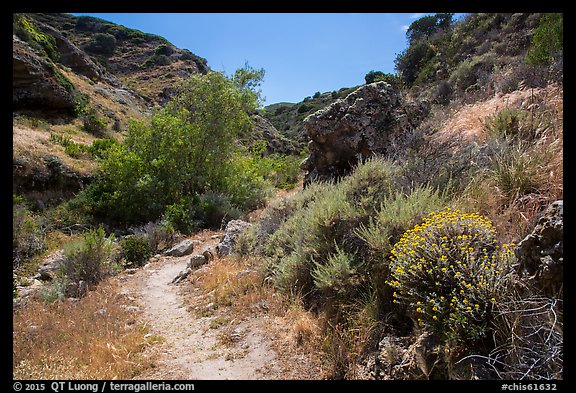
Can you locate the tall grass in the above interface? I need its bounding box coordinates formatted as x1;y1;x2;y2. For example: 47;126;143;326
13;281;157;379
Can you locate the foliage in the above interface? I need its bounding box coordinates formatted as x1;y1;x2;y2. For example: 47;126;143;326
49;133;118;159
13;13;59;61
84;68;271;226
154;43;174;56
162;193;242;234
83;33;117;56
526;13;563;65
387;207;516;343
406;13;454;45
13;195;46;269
364;71;403;89
59;226;115;285
141;54;171;68
262;157;448;309
82;109;108;134
120;234;152;268
395;40;436;86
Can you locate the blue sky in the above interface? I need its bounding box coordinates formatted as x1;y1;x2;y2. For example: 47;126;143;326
72;13;467;105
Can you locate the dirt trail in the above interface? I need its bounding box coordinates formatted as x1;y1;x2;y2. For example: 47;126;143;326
121;232;284;380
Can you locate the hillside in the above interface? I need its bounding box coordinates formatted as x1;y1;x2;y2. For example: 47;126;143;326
13;13;294;208
261;86;360;148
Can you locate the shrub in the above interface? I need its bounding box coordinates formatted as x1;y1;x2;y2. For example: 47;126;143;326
154;43;174;56
387;207;516;344
133;221;175;253
59;226;115;285
120;234;152;268
194;192;241;229
141;54;171;68
85;68;268;226
526;13;563;66
13;195;46;269
162;196;198;235
82;109;108;134
311;246;359;300
89;138;118;159
84;33;117;56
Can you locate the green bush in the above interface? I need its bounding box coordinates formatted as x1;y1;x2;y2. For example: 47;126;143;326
84;33;117;56
82;109;108;134
387;207;516;343
13;14;59;61
59;226;115;285
526;13;563;65
13;195;46;269
84;68;268;226
134;221;175;253
120;234;152;268
89;138;119;159
141;54;171;68
162;196;198;235
154;43;174;56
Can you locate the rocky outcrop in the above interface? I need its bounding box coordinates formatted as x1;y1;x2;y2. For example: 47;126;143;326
250;114;300;155
301;81;430;184
13;35;76;113
13;155;93;209
515;200;563;296
216;220;252;257
34;20;118;86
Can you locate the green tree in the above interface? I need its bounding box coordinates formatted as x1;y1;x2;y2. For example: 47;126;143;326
85;67;268;225
406;13;454;45
526;13;563;65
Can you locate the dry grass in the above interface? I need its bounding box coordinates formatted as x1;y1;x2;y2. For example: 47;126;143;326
188;254;285;318
442;83;563;243
13;280;157;380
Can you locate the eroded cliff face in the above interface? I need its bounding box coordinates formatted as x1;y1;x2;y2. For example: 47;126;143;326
13;36;77;114
301;81;430;184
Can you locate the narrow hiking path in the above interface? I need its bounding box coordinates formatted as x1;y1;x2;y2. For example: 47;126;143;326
116;185;321;380
119;231;283;380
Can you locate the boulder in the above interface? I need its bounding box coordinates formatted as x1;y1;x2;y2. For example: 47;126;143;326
164;239;197;257
301;81;429;184
515;200;563;296
35;249;65;281
187;254;208;269
216;220;252;257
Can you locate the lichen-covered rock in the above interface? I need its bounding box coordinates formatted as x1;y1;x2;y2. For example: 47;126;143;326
301;81;429;184
216;220;252;257
515;200;563;296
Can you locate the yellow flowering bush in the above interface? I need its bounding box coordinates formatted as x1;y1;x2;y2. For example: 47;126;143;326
387;207;515;342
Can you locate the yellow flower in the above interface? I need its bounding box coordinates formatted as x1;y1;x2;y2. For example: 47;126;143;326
432;315;437;320
416;307;422;313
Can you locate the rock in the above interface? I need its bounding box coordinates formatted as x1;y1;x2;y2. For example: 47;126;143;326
124;268;138;275
301;81;429;184
164;239;197;257
122;305;140;312
171;268;191;284
13;36;76;113
36;249;65;281
187;254;208;269
515;200;563;296
216;220;252;257
202;247;215;261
